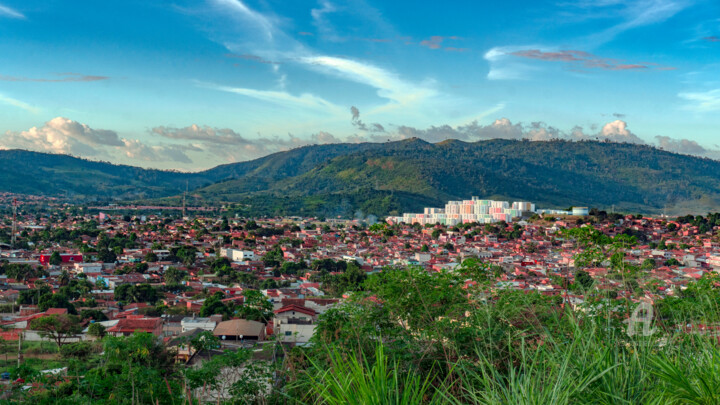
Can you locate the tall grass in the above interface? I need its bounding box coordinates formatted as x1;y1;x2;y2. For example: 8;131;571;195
296;344;445;405
287;285;720;404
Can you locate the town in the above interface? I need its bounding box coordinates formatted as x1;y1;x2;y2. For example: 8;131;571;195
1;195;719;401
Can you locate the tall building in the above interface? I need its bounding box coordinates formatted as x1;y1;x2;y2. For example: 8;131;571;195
391;197;536;226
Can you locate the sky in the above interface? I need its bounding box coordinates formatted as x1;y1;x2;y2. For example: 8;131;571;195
0;0;719;171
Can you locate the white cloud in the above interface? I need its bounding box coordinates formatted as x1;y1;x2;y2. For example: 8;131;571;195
0;3;24;19
311;0;338;39
0;94;39;113
205;82;342;112
678;88;720;112
0;117;123;156
299;55;437;107
122;138;194;164
0;117;199;166
595;120;646;143
212;0;276;41
484;46;541;80
560;0;690;44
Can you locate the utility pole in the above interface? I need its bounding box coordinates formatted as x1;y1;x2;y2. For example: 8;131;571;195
17;331;22;367
11;198;17;247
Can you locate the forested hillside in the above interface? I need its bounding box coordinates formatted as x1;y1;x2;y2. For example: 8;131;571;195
3;139;720;215
191;139;720;216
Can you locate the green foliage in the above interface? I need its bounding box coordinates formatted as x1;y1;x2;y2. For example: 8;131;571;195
575;269;594;290
184;348;272;403
236;289;273;323
163;266;187;285
60;341;95;359
29;314;83;348
87;322;107;339
296;344;445;405
49;251;62;266
113;283;159;304
199;292;233;318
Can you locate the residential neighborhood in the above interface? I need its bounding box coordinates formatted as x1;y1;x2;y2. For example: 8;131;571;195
1;195;719;400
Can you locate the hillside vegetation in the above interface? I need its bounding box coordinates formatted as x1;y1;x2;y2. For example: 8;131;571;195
3;139;720;215
192;139;720;216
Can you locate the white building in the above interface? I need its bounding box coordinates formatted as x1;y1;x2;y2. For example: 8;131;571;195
220;248;255;262
181;316;218;333
273;305;318;344
390;197;535;226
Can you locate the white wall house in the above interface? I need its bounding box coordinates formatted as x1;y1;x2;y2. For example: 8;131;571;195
220;248;255;262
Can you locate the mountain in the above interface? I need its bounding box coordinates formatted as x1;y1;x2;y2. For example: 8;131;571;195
189;138;720;217
3;139;720;216
0;150;201;200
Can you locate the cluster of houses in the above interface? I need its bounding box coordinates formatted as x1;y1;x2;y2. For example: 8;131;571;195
0;200;718;356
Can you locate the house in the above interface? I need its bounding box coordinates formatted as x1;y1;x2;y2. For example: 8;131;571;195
213;319;265;341
39;253;83;266
220;248;255;262
106;316;163;337
273;304;318;344
181;315;221;333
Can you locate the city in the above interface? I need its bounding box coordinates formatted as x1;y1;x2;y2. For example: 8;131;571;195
1;194;720;401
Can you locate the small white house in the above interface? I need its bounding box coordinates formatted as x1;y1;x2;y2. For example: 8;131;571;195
220;248;255;262
181;316;219;333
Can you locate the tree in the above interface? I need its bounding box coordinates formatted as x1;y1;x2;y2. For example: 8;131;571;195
575;270;594;290
199;292;232;318
80;309;108;322
57;270;70;286
49;251;62;266
164;266;187;285
189;330;220;354
641;258;657;270
184;347;272;403
29;314;82;348
98;248;117;263
420;244;429;252
145;251;159;262
87;323;107;339
237;290;273;323
38;292;76;314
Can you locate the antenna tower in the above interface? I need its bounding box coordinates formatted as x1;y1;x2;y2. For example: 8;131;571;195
183;180;188;218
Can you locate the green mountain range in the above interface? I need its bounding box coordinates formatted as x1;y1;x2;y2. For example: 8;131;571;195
3;139;720;216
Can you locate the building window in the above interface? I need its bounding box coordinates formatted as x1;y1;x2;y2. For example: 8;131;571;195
285;331;292;336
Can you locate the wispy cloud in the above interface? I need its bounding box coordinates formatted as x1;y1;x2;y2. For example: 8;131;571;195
311;0;338;40
484;46;542;80
574;0;691;45
201;81;342;112
225;53;281;65
299;55;437;107
212;0;276;41
510;49;663;70
0;3;24;19
678;88;720;112
419;35;462;50
0;73;109;82
0;94;39;113
486;46;671;79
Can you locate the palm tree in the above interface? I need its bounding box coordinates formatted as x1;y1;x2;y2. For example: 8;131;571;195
58;270;70;286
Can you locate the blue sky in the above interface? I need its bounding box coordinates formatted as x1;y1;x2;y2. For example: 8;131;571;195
0;0;719;170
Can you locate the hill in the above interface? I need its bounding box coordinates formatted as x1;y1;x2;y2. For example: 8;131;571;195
189;138;720;217
3;139;720;216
